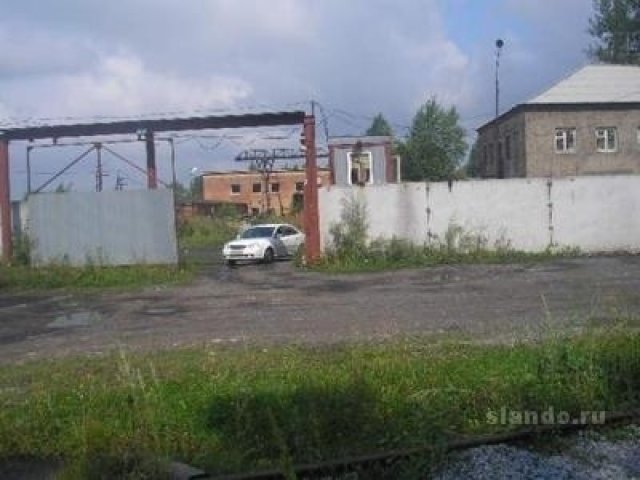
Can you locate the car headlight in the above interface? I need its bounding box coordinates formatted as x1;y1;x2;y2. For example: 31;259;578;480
246;243;260;250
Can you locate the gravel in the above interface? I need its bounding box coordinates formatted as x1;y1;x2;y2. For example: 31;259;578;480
433;425;640;480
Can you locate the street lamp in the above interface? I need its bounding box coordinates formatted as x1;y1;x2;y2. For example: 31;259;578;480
495;39;504;118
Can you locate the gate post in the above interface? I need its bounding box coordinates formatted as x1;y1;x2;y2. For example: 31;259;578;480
303;115;320;264
0;139;12;262
145;130;158;189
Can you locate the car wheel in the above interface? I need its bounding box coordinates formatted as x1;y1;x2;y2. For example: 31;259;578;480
262;247;274;264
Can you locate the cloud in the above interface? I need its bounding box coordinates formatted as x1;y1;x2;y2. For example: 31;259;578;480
0;23;97;77
1;52;253;121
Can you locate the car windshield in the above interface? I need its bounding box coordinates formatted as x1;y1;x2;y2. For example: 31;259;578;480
240;226;276;239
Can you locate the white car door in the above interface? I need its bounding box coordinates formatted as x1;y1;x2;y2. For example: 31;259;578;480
272;226;289;257
279;225;303;255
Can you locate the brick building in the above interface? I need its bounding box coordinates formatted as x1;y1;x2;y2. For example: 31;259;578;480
476;65;640;178
202;169;332;215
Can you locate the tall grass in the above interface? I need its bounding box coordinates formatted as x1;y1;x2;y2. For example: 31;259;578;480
317;194;579;273
0;331;638;477
0;263;193;291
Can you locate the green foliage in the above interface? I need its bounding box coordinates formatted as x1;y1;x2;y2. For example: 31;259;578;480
178;216;240;249
401;97;468;181
588;0;640;64
365;113;394;137
326;194;369;261
465;139;482;178
0;331;639;477
321;199;579;273
54;182;73;193
0;263;193;291
11;234;33;266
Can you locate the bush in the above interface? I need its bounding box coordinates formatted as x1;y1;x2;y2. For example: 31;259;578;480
318;195;580;273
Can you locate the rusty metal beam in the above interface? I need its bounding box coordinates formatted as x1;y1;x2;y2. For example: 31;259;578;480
145;131;157;189
0;111;306;141
0;140;11;262
303;115;320;264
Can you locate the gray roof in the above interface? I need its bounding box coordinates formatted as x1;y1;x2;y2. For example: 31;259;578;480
528;64;640;104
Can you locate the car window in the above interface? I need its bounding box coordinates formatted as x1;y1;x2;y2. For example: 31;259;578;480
240;226;276;239
283;226;298;236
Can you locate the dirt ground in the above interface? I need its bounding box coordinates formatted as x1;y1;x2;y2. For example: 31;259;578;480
1;255;640;364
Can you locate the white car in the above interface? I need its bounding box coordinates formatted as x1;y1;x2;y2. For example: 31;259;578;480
222;223;305;265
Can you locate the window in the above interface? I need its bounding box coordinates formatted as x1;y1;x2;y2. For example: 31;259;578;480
596;127;617;152
555;128;576;153
505;135;511;160
252;183;262;193
295;181;305;192
278;225;298;237
230;184;241;195
348;151;372;185
270;182;280;193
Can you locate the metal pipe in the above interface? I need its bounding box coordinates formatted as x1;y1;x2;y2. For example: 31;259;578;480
26;145;33;194
495;39;504;118
101;145;170;188
33;145;95;193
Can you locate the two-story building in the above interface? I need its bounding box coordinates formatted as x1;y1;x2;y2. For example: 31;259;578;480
476;64;640;178
201;169;332;216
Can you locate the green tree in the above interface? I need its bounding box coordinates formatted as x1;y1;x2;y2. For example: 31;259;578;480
365;113;394;137
588;0;640;64
189;176;203;201
401;97;467;181
465;140;482;178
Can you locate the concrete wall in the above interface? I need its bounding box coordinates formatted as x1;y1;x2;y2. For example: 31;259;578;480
26;190;178;266
319;176;640;253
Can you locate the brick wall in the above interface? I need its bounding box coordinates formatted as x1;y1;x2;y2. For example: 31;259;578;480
202;169;332;215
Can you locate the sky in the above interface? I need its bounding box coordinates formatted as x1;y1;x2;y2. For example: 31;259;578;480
0;0;594;198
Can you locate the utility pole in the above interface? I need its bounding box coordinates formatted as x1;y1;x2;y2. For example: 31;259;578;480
95;142;104;192
495;39;504;118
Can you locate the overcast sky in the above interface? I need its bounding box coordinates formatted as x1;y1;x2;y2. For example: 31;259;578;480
0;0;593;197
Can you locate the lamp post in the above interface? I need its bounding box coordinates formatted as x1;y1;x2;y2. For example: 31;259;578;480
495;39;504;118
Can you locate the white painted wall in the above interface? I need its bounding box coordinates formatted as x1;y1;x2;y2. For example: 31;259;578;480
319;176;640;253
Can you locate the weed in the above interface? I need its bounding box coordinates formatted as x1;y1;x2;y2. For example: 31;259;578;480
0;332;638;477
0;263;193;291
319;195;580;273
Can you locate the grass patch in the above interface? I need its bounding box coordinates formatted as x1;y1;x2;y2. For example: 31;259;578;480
315;194;580;273
178;214;302;250
314;237;579;273
178;216;240;249
0;330;639;477
0;263;194;291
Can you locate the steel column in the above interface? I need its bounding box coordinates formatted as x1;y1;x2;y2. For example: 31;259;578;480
0;140;12;262
303;115;320;264
145;131;157;189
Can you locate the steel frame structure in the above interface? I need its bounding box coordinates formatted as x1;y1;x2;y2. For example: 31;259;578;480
0;111;321;264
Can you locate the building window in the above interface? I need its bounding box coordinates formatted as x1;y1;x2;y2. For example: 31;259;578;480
270;182;280;193
555;128;576;153
252;183;262;193
230;184;241;195
596;127;617;152
348;151;373;185
295;181;304;192
505;135;511;160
